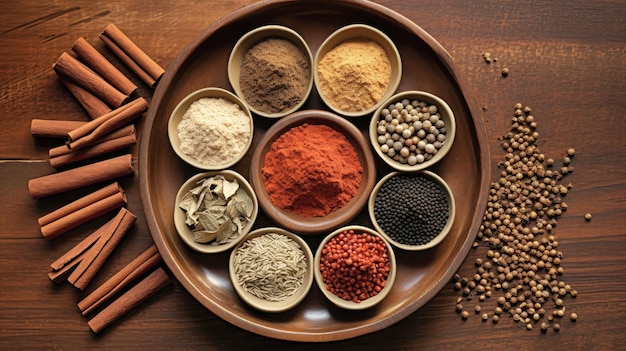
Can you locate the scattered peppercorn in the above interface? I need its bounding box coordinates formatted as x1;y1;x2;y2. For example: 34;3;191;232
319;229;390;303
584;213;592;221
373;173;449;246
553;323;561;331
570;312;578;321
461;310;469;319
451;103;578;332
502;68;509;77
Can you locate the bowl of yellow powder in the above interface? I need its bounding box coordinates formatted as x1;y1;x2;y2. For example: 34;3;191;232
314;24;402;118
228;25;314;119
168;87;254;170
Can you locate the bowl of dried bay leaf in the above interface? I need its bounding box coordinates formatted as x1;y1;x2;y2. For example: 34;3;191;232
174;170;259;253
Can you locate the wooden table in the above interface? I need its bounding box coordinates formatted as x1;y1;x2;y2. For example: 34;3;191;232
1;0;624;349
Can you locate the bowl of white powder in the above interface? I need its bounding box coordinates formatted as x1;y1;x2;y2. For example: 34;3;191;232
168;87;254;170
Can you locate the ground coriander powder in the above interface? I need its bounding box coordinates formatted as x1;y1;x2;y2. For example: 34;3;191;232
317;39;391;112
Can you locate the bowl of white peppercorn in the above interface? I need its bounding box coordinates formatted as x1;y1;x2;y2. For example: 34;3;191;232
369;91;456;171
168;87;254;170
368;171;456;251
229;227;314;313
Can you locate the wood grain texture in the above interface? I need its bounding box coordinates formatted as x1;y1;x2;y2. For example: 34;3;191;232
1;0;625;350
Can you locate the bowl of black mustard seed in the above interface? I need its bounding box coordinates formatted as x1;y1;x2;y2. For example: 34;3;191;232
368;171;456;251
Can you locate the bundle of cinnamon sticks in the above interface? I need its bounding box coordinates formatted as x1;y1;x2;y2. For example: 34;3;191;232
29;23;171;334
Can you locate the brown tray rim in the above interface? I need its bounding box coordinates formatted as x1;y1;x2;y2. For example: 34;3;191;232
139;0;491;342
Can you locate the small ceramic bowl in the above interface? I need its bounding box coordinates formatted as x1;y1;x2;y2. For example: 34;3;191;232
229;227;314;313
174;170;258;254
228;25;314;118
368;171;456;251
369;91;456;172
313;24;402;117
168;87;253;170
314;225;396;310
248;109;377;235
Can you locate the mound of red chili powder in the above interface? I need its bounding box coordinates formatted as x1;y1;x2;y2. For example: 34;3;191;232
261;123;363;217
319;229;391;303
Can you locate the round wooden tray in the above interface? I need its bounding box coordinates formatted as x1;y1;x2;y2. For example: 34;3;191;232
139;0;490;342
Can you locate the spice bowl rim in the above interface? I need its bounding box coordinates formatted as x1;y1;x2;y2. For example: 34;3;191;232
167;87;254;170
313;23;402;118
228;227;315;313
248;109;377;236
369;90;456;172
227;24;314;119
313;225;397;310
173;170;259;254
367;170;456;251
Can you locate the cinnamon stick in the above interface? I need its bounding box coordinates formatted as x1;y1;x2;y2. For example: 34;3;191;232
39;183;123;227
28;154;134;199
53;52;129;108
31;119;86;138
100;24;165;88
49;250;89;284
50;228;103;271
72;37;137;96
87;267;170;333
66;97;141;141
68;207;137;290
58;73;112;119
50;133;136;168
67;97;147;150
78;245;161;315
49;124;135;158
40;191;127;240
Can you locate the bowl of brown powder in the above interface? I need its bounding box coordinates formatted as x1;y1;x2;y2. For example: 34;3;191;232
248;109;377;236
314;24;402;118
168;87;253;170
228;25;313;118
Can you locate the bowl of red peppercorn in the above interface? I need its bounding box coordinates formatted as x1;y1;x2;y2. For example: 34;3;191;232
369;91;456;172
368;171;456;251
314;225;396;310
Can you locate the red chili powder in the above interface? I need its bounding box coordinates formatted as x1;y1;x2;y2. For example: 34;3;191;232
261;123;363;217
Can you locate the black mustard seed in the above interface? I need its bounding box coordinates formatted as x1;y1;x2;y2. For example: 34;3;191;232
373;174;449;246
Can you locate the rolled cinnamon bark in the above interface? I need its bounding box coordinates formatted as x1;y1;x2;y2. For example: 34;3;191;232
27;154;134;199
87;267;170;333
50;133;136;168
31;119;86;138
72;37;137;96
58;73;112;119
40;191;127;240
67;97;147;150
38;182;123;226
50;228;103;271
78;245;161;315
49;124;135;158
100;24;165;88
53;52;129;108
68;207;137;290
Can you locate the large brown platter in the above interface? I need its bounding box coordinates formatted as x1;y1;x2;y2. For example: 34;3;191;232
139;0;490;342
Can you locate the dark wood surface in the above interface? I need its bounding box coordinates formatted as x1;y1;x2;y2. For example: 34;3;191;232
1;0;624;349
